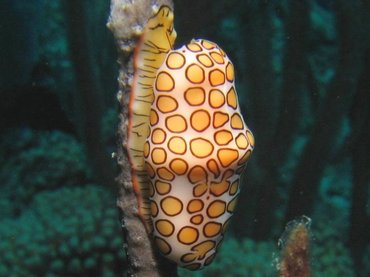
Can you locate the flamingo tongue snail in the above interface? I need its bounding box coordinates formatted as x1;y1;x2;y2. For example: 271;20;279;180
127;5;176;233
127;5;254;270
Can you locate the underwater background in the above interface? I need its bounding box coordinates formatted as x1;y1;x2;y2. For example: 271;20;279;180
0;0;369;276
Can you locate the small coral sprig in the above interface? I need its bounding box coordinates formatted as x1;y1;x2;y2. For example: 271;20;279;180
278;216;312;277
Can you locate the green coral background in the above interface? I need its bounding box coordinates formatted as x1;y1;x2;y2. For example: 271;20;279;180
0;128;359;276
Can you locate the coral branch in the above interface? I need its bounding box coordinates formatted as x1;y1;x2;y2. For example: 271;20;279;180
278;216;311;277
107;1;177;276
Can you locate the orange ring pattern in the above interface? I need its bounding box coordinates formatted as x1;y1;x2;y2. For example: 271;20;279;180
145;39;254;270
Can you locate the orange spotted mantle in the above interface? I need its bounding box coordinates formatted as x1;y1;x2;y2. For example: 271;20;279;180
127;6;254;270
